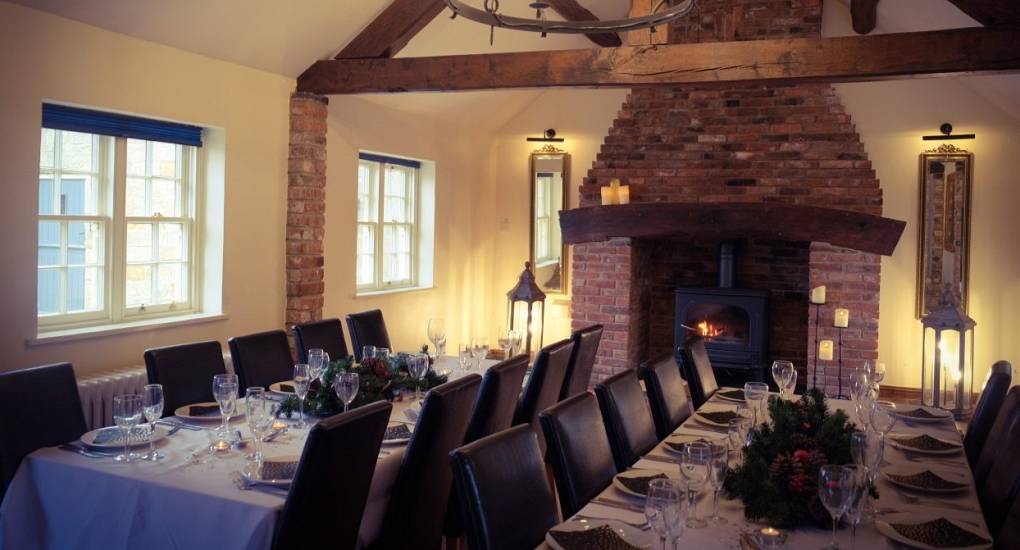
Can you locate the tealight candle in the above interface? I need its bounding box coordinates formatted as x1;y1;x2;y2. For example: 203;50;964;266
213;440;231;452
810;285;826;305
834;308;850;328
819;340;834;361
617;185;630;205
271;420;287;431
758;527;784;548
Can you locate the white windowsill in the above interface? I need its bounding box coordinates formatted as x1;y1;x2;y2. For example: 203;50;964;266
354;285;435;298
28;311;229;346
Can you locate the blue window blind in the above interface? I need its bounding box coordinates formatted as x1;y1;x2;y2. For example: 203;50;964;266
42;104;203;147
359;152;421;169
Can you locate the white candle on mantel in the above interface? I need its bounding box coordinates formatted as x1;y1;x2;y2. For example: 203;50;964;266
819;340;834;361
834;308;850;328
617;185;631;205
810;285;826;305
600;186;617;206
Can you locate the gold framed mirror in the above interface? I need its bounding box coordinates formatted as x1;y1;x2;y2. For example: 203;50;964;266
916;144;973;318
530;146;568;294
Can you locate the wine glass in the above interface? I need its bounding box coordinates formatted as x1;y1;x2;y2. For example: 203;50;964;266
246;387;271;462
744;382;769;426
645;478;683;550
771;360;795;399
374;348;391;360
334;371;360;413
508;330;523;356
212;374;239;436
784;368;798;398
361;345;376;363
141;384;164;461
307;349;329;384
872;362;887;384
458;343;473;371
706;443;730;524
470;337;489;370
850;431;883;518
727;418;752;461
868;401;898;437
292;364;311;429
679;442;710;529
112;394;142;463
818;465;851;550
843;465;865;549
427;318;447;358
408;354;430;402
497;327;513;359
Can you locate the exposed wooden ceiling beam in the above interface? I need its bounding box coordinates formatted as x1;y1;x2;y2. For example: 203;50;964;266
335;0;445;59
545;0;622;47
299;25;1020;95
945;0;1020;25
851;0;879;34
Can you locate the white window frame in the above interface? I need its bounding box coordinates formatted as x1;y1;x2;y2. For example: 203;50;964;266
533;173;556;266
356;156;420;294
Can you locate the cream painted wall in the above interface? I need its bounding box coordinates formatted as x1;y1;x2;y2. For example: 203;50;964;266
0;3;293;375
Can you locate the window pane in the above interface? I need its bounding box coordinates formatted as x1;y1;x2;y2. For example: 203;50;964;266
387;167;406;197
126;177;146;216
356;224;374;286
384;196;406;223
157;263;185;303
127;223;153;262
127;139;147;176
151;179;178;216
382;225;411;283
357;162;377;223
38;178;55;215
40;129;55;169
151;142;177;178
65;266;87;312
125;265;152;306
38;221;61;266
159;223;184;261
60;176;97;215
60;131;94;171
83;266;103;311
37;269;60;315
66;221;102;265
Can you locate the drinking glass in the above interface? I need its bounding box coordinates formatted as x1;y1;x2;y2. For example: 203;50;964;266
497;327;513;359
645;478;683;550
872;362;886;384
785;368;798;398
771;361;795;399
868;401;898;437
307;348;329;384
850;430;883;519
212;373;239;435
246;387;271;462
843;465;865;549
735;403;752;421
508;330;523;356
292;364;311;428
818;465;851;550
112;394;143;463
334;371;360;413
679;442;710;529
374;347;391;360
427;318;447;357
141;384;164;461
470;337;489;369
361;345;376;362
744;382;769;426
458;343;473;371
408;354;430;401
707;443;730;524
727;418;752;461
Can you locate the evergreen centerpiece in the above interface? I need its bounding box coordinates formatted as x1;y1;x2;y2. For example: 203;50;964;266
723;388;873;528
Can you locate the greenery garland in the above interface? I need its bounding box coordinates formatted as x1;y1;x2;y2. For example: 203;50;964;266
722;388;875;528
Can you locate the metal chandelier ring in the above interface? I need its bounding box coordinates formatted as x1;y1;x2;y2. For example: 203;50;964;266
443;0;696;34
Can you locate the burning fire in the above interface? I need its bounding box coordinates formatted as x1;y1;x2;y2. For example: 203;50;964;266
696;321;724;338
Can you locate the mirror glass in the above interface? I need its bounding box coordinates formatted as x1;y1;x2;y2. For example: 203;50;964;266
531;148;568;293
917;144;972;317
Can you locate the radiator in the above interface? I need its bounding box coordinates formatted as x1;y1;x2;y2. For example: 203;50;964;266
77;368;148;430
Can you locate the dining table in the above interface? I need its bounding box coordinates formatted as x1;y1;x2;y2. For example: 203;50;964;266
538;392;993;550
0;356;499;550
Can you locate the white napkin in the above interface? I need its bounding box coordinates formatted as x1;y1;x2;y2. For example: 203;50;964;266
403;406;421;423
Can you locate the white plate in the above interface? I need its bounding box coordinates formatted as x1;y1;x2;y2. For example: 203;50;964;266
882;464;970;494
888;433;963;456
612;469;671;498
175;401;247;422
895;406;954;424
545;519;650;550
268;381;296;396
875;512;991;550
662;434;724;455
693;410;740;428
81;425;170;450
714;388;746;403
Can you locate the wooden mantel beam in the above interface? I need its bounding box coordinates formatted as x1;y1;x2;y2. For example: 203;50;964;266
299;25;1020;94
545;0;623;47
336;0;445;59
945;0;1020;26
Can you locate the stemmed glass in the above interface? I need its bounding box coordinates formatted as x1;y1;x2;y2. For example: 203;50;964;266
727;418;752;462
408;354;430;401
872;362;886;384
141;384;164;461
843;465;865;549
771;360;795;399
374;348;391;360
361;345;376;363
427;318;447;357
291;364;311;428
744;382;769;426
212;374;239;436
818;465;852;550
112;394;142;463
334;371;360;413
869;401;898;437
679;442;710;529
458;343;473;371
851;431;883;519
645;478;684;550
706;443;730;524
471;337;489;369
246;387;273;462
307;348;329;384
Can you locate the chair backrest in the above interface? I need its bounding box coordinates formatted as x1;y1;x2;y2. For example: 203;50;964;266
977;387;1020;535
0;363;87;502
974;386;1020;491
513;338;574;455
228;330;294;390
639;352;692;440
595;369;660;471
540;392;619;518
346;309;392;362
374;374;481;549
143;340;226;415
965;360;1012;466
450;425;560;550
996;487;1020;550
677;337;718;408
274;401;391;550
291;318;350;364
560;324;604;400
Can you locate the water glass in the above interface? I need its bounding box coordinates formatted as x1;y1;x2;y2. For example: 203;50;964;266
818;465;852;550
112;394;143;463
307;348;329;383
374;347;391;360
292;364;311;428
707;443;730;524
727;417;752;461
771;360;795;399
246;387;272;462
334;371;360;413
744;382;769;426
645;478;683;550
679;442;711;529
427;318;447;357
470;337;489;369
141;384;164;461
361;345;376;362
212;373;239;434
843;465;865;548
407;354;430;401
458;343;473;371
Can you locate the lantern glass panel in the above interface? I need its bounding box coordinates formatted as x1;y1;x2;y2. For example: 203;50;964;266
962;328;974;409
940;330;961;410
922;327;936;407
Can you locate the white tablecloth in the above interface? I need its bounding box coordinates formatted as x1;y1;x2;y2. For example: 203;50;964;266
540;395;992;549
0;357;498;550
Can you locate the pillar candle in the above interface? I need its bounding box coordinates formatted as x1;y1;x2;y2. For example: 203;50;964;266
819;340;834;361
810;285;826;305
600;186;618;205
617;185;630;205
834;308;850;328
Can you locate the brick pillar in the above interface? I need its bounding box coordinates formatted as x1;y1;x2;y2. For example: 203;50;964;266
285;92;328;329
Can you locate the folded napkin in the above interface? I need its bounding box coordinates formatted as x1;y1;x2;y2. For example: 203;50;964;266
548;525;641;550
260;456;300;480
188;404;221;417
277;383;295;393
91;426;149;445
889;517;990;548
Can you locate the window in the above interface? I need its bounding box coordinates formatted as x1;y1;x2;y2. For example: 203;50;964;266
357;153;428;293
534;172;555;264
37;105;204;332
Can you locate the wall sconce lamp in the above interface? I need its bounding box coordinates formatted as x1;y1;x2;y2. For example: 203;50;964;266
922;123;975;141
526;128;564;143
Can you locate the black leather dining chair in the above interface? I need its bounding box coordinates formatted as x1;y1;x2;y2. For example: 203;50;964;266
973;386;1020;491
964;360;1012;467
228;329;294;390
370;374;481;550
0;363;88;502
996;490;1020;550
595;369;660;471
346;309;392;362
513;338;574;455
976;387;1020;535
450;424;560;550
292;318;350;364
273;401;391;550
639;352;693;440
143;340;227;415
444;354;530;540
677;337;718;408
540;392;619;518
559;324;603;400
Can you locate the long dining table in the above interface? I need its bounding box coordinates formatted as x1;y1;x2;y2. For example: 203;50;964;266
538;393;992;549
0;357;498;550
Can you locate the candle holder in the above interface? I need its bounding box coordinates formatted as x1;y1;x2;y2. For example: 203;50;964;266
811;302;821;390
836;326;846;399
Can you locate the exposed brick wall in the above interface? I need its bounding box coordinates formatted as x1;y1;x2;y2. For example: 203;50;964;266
667;0;822;44
285;92;328;329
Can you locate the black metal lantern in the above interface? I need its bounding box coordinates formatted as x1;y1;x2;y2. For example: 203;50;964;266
921;290;976;418
507;261;546;356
